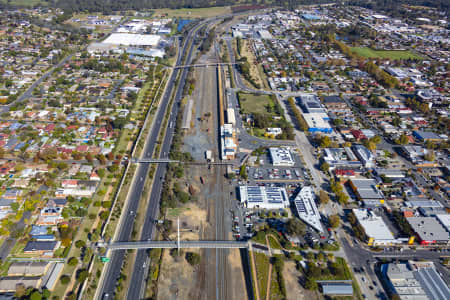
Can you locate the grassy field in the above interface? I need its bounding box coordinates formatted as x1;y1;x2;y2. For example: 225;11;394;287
153;6;231;18
351;47;422;60
253;252;270;300
269;267;284;300
268;235;283;250
1;0;46;6
238;93;275;116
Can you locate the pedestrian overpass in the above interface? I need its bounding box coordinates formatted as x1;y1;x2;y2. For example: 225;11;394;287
105;240;249;250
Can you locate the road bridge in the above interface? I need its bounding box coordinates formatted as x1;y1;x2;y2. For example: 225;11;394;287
106;240;248;250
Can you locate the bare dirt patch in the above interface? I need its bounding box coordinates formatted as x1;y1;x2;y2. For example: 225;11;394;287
157;249;201;300
284;260;321;300
228;249;248;300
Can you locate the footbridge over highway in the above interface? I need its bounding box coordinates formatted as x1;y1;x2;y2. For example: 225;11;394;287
173;62;239;69
105;240;249;250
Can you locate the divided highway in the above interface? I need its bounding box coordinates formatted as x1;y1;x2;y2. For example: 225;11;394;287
126;20;206;299
97;20;206;299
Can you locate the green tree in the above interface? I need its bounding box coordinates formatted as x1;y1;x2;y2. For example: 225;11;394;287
336;191;349;205
285;218;306;236
395;134;409;145
329;214;340;228
320;135;331;148
424;151;435;162
75;240;86;248
320;162;330;173
319;190;330;205
68;257;78;266
185;252;201;266
239;165;248;180
371;135;382;144
30;291;42;300
76;269;89;282
305;277;318;290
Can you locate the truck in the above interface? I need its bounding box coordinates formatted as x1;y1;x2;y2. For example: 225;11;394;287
205;150;214;162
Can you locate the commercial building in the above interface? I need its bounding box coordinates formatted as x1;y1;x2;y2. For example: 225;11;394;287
257;30;273;39
413;130;444;142
382;261;450;300
293;186;323;233
269;147;295;166
317;280;353;296
226;108;236;125
435;214;450;232
401;145;429;164
322;147;362;170
352;209;397;245
349;179;384;206
352;145;375;168
322;95;348;111
407;217;450;245
302;113;333;134
297;94;326;113
374;168;405;179
239;186;289;209
220;123;237;160
102;33;161;46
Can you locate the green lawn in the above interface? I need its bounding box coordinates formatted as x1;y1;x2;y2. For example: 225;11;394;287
351;47;422;60
238;93;275;116
1;0;46;6
268;235;283;250
270;267;284;300
253;252;270;300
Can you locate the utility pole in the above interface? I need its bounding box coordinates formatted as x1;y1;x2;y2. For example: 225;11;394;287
177;217;180;254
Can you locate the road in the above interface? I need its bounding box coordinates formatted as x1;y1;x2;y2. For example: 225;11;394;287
125;21;213;299
97;20;205;299
1;53;74;114
2;18;128;114
224;38;297;150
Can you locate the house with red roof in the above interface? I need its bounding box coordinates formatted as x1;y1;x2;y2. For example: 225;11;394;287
44;124;55;133
351;129;366;141
75;145;89;152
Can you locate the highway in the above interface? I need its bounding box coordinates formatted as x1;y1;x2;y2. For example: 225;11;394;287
125;20;210;300
97;20;205;299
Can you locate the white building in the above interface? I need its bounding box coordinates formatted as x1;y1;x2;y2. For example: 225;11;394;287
239;186;289;209
293;186;323;233
269;147;295;166
266;128;282;136
220;123;237;160
352;145;375;168
102;33;160;46
353;209;398;245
